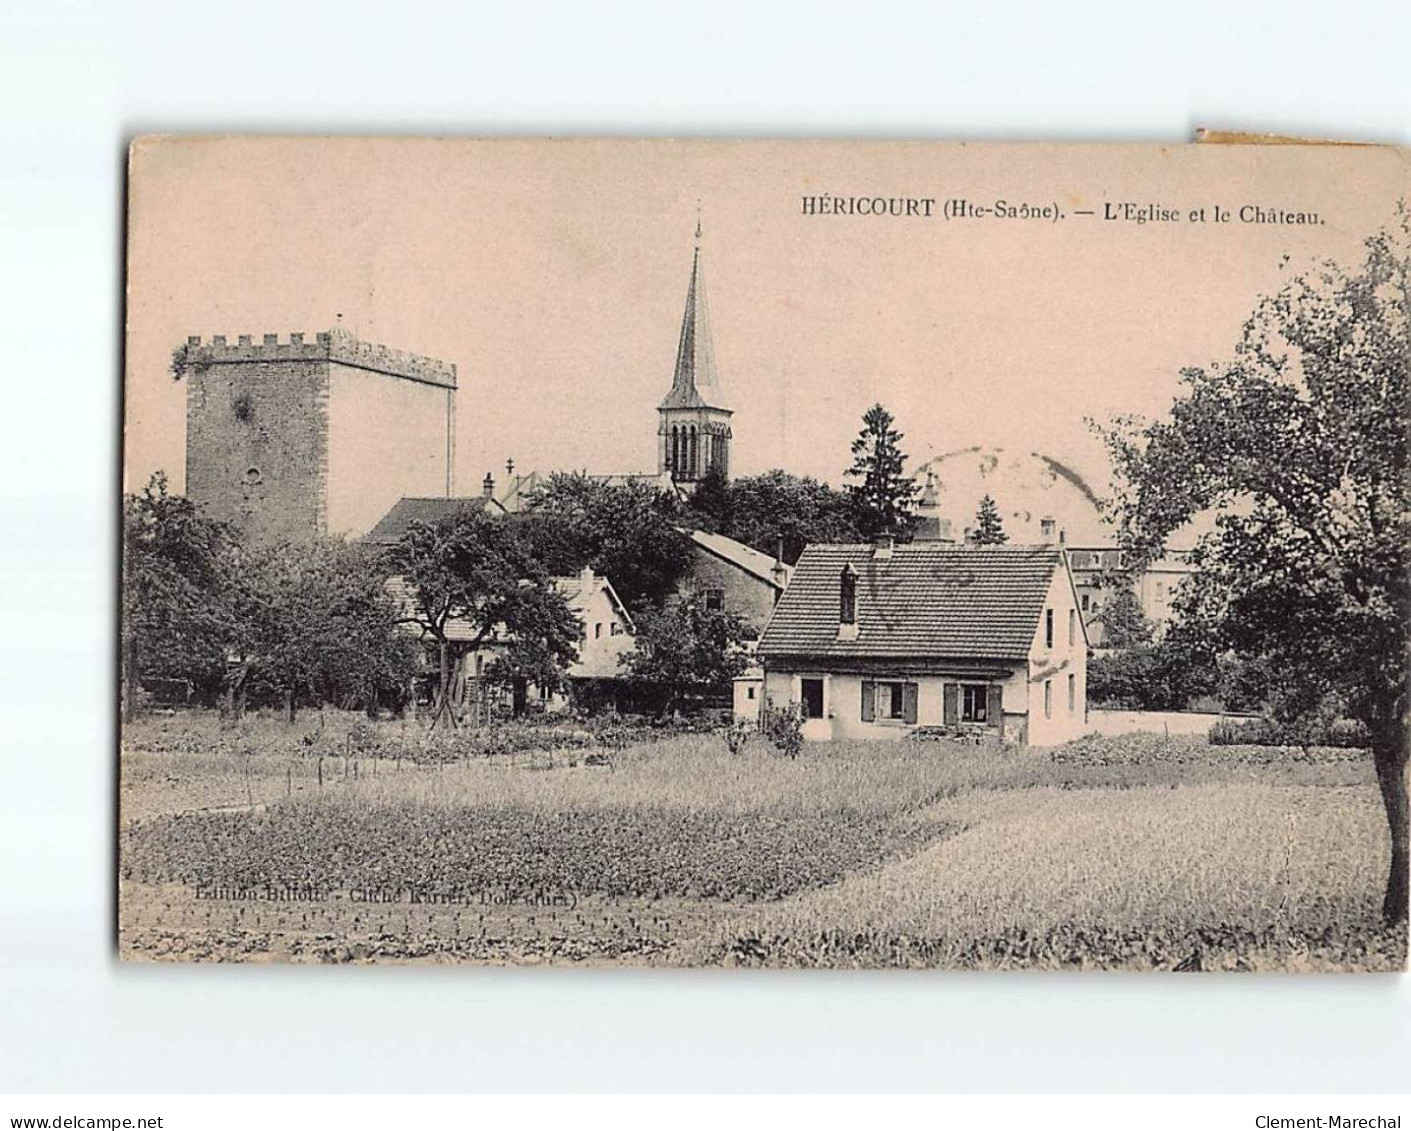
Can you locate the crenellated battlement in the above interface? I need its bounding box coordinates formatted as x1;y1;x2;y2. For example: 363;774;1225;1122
182;327;457;389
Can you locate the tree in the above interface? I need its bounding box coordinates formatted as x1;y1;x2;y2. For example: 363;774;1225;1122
516;472;693;611
620;597;751;715
846;403;919;540
1096;582;1153;649
394;506;580;728
1097;208;1410;922
224;539;417;722
685;468;867;565
121;472;234;721
970;493;1008;544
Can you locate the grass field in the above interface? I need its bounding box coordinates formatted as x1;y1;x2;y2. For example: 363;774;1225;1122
117;711;1405;970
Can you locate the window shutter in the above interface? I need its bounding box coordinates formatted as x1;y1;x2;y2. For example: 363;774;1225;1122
987;684;1004;737
902;682;918;724
860;680;875;722
943;682;959;725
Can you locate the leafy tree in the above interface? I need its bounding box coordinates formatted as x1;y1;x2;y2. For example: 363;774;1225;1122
846;403;919;540
1086;633;1216;711
620;596;751;715
1096;582;1153;649
1097;209;1410;922
225;539;416;721
121;472;234;721
970;493;1008;544
393;506;580;728
516;472;693;610
686;468;866;565
686;464;734;531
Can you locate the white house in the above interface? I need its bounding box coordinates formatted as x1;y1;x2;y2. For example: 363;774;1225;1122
386;567;635;716
754;538;1088;746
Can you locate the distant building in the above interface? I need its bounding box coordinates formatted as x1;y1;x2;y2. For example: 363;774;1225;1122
361;489;506;546
676;528;793;638
658;219;733;485
387;567;635;716
1066;546;1195;647
493;466;684;514
755;540;1088;746
917;446;1198;642
182;327;456;543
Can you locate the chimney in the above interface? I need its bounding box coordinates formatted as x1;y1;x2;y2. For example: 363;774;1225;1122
1040;516;1057;544
482;472;495;499
872;534;894;560
771;534;789;595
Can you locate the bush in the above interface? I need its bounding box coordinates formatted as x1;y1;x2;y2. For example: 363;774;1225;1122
1208;715;1369;749
761;702;804;759
724;717;754;756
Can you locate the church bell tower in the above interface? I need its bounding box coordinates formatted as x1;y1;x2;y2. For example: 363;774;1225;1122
658;215;733;484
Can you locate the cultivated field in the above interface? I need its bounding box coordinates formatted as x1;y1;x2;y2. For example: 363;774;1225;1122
117;712;1406;970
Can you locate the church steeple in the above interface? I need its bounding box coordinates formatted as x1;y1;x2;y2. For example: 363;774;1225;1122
660;214;729;413
658;211;734;484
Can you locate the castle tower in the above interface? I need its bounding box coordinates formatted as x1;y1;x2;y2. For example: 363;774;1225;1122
181;327;457;544
657;217;733;483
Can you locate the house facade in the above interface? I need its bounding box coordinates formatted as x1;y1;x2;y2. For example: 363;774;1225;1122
755;540;1088;746
677;528;792;638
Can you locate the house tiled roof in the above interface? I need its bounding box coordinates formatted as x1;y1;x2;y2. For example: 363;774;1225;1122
362;496;502;545
757;543;1063;661
683;527;792;590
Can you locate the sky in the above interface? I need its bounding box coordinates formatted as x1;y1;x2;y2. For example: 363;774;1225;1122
124;138;1405;500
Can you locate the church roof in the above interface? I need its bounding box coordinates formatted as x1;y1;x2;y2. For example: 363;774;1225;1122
659;232;731;413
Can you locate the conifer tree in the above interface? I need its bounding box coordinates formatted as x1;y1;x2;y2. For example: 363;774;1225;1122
971;494;1008;544
846;403;919;539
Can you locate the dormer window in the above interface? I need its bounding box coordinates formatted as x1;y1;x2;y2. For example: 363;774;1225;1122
840;564;857;625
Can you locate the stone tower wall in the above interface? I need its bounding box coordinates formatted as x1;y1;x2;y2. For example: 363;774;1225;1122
182;331;456;543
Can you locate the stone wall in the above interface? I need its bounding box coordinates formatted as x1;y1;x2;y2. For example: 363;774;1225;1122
181;331;457;543
185;352;331;543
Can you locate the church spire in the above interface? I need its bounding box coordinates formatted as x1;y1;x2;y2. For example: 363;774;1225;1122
660;211;729;412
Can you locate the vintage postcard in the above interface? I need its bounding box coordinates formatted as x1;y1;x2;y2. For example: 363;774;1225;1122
120;137;1409;969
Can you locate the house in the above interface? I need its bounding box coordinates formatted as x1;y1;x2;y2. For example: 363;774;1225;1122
1065;545;1195;646
361;484;507;546
386;567;635;716
754;539;1088;746
676;527;792;638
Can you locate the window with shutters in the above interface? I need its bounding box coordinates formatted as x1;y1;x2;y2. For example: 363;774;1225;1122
862;680;917;724
1081;593;1090;612
960;683;988;723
